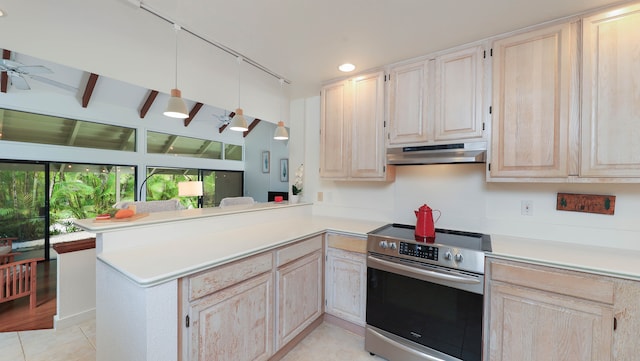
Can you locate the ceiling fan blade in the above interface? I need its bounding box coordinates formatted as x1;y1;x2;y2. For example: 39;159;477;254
1;59;22;69
17;65;53;74
29;74;78;93
9;73;30;90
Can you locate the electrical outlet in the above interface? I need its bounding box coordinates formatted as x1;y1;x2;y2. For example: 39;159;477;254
521;200;533;216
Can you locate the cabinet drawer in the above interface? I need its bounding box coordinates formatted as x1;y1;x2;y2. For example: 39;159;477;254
327;233;366;254
276;236;322;267
188;252;273;301
490;259;614;304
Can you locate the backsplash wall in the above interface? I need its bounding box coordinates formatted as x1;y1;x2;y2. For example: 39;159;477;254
298;96;640;251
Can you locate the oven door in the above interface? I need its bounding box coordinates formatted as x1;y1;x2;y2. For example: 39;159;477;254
366;254;483;361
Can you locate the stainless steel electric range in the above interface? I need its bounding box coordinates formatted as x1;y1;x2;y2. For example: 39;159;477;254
365;223;491;361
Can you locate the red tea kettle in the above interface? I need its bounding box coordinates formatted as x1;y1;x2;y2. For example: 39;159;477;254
414;204;441;243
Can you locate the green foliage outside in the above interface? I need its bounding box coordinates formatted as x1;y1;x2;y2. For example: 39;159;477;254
0;168;135;244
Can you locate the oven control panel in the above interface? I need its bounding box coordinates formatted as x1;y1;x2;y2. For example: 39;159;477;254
399;242;438;260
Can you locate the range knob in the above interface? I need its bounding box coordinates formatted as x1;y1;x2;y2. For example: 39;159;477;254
379;240;389;249
389;242;397;250
444;251;453;261
455;253;464;262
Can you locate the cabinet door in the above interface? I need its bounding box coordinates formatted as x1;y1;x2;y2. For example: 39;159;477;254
489;282;613;361
434;45;485;141
276;250;323;348
320;80;350;179
351;71;386;179
581;4;640;177
387;60;430;146
490;23;573;178
187;272;273;361
325;247;366;326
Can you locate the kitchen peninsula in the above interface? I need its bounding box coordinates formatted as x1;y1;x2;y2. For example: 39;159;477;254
75;202;386;361
75;201;640;361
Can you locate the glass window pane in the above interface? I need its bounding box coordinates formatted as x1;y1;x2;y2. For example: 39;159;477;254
202;170;243;207
0;108;136;151
50;163;136;219
146;131;222;159
225;144;243;161
144;167;199;209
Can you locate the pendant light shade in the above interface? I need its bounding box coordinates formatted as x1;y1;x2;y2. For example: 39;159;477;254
164;88;189;119
274;121;289;140
229;108;248;131
164;23;189;119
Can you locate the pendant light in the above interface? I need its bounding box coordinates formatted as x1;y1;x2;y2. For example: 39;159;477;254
274;79;289;140
164;23;189;119
229;56;249;131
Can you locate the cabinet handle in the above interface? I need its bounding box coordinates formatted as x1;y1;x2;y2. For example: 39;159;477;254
614;317;617;331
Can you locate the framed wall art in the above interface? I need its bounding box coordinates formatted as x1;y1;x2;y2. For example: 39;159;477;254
262;151;270;173
280;158;288;182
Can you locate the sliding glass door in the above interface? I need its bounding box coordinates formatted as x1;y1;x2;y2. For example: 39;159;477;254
0;161;48;260
0;160;136;261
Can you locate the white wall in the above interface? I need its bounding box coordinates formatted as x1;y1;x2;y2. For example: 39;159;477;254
244;121;289;202
301;95;640;251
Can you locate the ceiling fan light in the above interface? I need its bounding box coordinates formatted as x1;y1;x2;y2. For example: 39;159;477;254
164;88;189;119
229;108;249;131
274;121;289;140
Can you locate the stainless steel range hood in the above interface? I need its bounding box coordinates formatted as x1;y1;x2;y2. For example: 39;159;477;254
387;142;487;165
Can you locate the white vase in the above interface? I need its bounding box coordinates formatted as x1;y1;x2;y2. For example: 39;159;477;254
290;195;300;204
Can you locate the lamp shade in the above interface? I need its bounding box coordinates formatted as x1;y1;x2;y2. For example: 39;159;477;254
229;108;248;131
164;89;189;119
274;121;289;140
178;181;203;197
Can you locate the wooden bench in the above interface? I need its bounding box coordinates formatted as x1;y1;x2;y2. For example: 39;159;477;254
1;258;41;309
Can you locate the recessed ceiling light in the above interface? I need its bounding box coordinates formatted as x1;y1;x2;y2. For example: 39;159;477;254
0;9;5;17
338;63;356;72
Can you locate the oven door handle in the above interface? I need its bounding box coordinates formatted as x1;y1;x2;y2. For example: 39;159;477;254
367;255;481;285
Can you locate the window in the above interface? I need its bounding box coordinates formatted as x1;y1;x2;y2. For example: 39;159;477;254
144;167;243;208
146;130;243;161
0;108;136;151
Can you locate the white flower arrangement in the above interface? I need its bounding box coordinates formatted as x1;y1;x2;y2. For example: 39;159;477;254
292;164;304;195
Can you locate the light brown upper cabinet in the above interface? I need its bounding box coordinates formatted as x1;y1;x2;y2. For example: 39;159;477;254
387;60;430;146
489;3;640;182
488;22;575;180
320;71;394;181
581;4;640;178
387;44;486;147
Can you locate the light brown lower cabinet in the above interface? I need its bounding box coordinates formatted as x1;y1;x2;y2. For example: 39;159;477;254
179;235;323;361
325;236;366;327
485;258;640;361
276;249;323;348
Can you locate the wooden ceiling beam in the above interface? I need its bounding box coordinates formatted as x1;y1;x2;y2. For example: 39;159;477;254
81;73;99;108
218;112;235;133
1;50;10;93
139;90;159;119
243;119;261;137
184;102;203;127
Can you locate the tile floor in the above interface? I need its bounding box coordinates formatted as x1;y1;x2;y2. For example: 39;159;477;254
0;319;95;361
0;320;386;361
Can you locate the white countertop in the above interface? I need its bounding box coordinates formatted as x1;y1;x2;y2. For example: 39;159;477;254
75;201;309;232
490;234;640;281
79;203;640;286
93;211;386;287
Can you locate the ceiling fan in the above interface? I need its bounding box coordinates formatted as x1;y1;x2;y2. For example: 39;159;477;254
213;110;233;125
0;59;76;92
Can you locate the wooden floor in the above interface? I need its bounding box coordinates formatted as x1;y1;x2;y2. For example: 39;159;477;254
0;259;56;332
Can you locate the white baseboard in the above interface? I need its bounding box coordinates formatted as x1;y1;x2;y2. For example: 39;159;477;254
54;308;96;329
